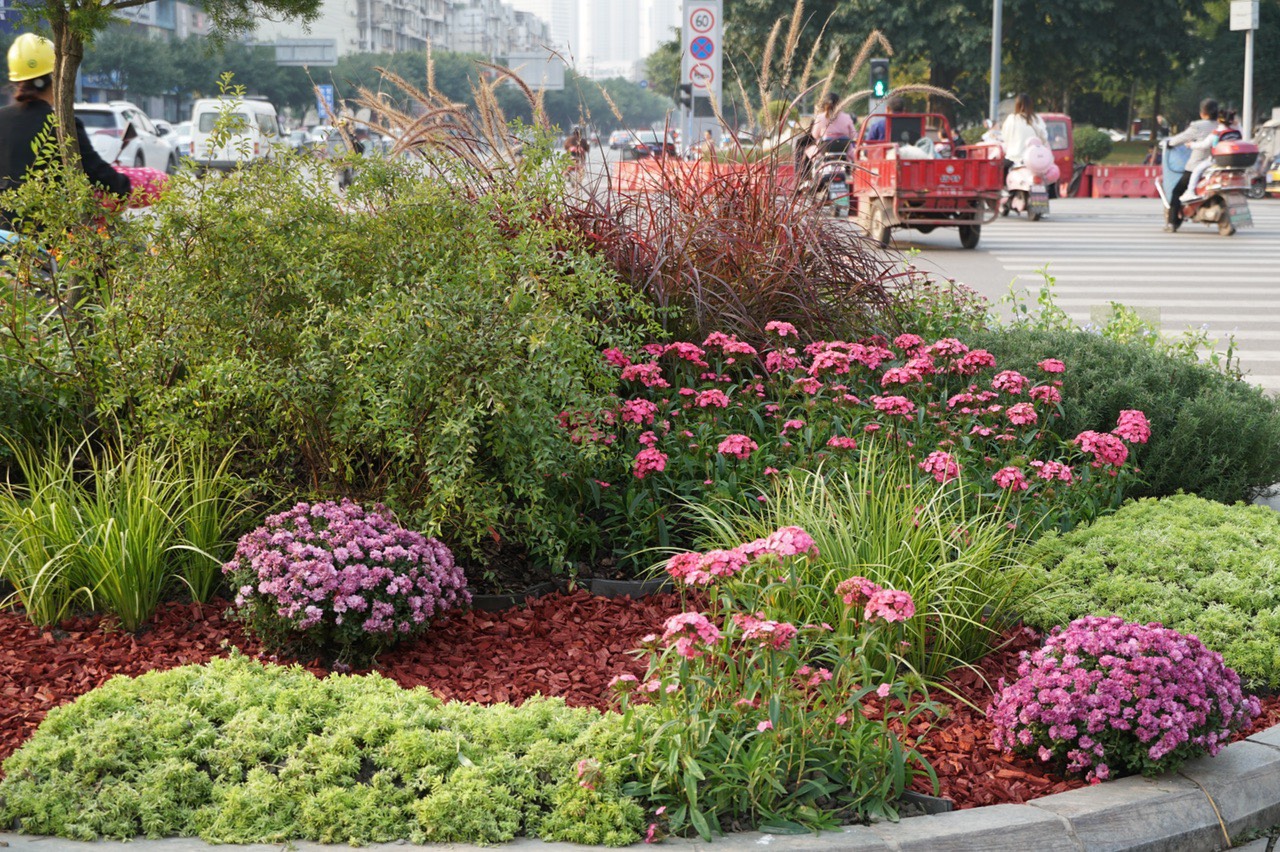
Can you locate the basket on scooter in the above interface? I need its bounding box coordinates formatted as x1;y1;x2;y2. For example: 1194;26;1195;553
1212;140;1258;169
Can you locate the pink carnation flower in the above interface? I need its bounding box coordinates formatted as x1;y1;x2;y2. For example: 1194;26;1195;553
1006;402;1038;426
1029;385;1062;405
919;450;960;483
765;320;799;337
1075;430;1129;467
717;434;759;459
620;361;670;388
991;370;1028;395
695;388;730;408
865;588;916;623
992;466;1029;492
1037;358;1066;373
826;435;857;450
871;395;916;416
633;447;668;479
1113;409;1151;444
836;575;882;607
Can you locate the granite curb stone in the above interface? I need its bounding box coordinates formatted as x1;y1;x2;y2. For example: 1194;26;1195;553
1;722;1278;851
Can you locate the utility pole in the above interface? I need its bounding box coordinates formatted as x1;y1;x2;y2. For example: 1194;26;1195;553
1231;0;1259;138
988;0;1002;125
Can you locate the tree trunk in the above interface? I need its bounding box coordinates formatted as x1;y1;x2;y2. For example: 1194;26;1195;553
50;10;84;171
927;63;958;123
1150;80;1162;149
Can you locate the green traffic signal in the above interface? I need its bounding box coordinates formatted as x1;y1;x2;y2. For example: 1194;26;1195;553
870;58;890;100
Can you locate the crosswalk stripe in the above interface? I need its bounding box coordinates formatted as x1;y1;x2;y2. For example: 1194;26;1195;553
979;201;1280;391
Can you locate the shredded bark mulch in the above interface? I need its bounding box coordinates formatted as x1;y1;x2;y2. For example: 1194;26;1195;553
2;594;1277;810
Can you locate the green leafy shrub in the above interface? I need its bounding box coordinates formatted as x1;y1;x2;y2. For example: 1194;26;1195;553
687;458;1030;680
43;151;650;572
0;654;644;845
955;328;1280;504
1073;125;1113;164
616;525;935;838
1020;494;1280;688
0;440;247;629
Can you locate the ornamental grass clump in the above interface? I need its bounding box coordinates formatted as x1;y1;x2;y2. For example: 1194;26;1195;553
613;526;936;838
224;500;468;665
990;616;1259;783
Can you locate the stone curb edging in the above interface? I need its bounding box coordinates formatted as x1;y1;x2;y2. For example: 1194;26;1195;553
2;722;1278;852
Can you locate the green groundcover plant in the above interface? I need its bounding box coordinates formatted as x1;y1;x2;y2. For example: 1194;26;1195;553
0;654;645;845
615;525;935;839
1019;494;1280;689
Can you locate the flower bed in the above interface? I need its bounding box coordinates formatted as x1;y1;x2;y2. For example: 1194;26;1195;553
3;594;1277;815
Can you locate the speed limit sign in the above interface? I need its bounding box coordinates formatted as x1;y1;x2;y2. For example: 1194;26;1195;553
681;0;722;103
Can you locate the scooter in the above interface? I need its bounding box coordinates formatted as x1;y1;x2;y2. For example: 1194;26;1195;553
799;138;853;217
1001;164;1049;221
1158;140;1258;236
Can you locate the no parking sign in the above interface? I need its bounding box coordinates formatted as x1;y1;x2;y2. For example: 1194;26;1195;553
681;0;722;103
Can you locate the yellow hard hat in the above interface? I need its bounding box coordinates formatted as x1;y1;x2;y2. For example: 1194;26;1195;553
8;34;55;83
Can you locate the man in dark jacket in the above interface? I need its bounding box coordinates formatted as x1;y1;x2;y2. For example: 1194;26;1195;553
0;33;131;228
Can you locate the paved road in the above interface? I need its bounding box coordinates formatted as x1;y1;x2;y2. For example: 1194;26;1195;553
898;196;1280;392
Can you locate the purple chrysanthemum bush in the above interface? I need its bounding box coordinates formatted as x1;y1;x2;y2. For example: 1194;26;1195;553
989;617;1260;783
224;499;469;665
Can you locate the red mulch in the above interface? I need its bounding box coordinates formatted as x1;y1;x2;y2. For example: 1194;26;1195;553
2;593;1278;810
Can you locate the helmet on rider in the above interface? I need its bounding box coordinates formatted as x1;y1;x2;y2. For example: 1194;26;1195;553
8;33;55;83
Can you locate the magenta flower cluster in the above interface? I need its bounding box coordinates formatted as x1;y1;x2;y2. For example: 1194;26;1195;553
989;616;1260;783
224;500;469;657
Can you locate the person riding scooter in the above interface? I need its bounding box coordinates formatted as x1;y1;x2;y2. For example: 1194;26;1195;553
1163;98;1218;231
1181;109;1242;203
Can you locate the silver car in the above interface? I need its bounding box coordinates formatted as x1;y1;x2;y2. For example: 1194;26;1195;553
75;101;178;173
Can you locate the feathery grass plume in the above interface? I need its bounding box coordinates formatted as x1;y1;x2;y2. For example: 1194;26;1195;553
598;85;624;125
796;14;833;99
478;60;549;131
735;77;754;133
757;18;783;114
846;29;893;84
425;39;436;94
814;47;841;110
779;0;805;91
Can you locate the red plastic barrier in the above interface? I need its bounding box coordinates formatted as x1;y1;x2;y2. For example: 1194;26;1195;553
1090;165;1161;198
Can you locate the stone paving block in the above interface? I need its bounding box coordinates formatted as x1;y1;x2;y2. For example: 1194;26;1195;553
1178;740;1280;836
866;803;1081;852
1249;722;1280;753
674;825;892;852
1029;774;1224;852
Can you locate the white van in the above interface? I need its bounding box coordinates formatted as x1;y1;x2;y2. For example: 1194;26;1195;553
188;97;281;170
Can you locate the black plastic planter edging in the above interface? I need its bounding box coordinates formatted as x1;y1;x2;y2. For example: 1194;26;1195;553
468;581;561;613
899;790;955;815
589;577;673;599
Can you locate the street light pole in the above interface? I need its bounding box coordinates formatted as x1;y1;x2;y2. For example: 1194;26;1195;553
1243;26;1255;138
989;0;1002;126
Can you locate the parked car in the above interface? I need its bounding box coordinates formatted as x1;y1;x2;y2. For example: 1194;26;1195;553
609;129;631;149
1266;153;1280;195
629;129;677;159
75;100;177;173
189;97;282;171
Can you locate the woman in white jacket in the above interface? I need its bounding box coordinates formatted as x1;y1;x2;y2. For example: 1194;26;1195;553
1000;93;1048;177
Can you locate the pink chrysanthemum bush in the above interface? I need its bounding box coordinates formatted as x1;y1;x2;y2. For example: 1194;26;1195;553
560;328;1151;564
612;527;936;838
224;499;469;665
989;617;1260;783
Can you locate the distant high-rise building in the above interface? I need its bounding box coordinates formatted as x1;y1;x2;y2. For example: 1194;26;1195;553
639;0;679;58
505;0;577;55
579;0;640;79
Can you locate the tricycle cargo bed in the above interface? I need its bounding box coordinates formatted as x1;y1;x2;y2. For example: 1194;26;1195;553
853;156;1004;196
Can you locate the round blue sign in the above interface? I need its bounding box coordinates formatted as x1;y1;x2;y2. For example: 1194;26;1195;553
690;36;715;61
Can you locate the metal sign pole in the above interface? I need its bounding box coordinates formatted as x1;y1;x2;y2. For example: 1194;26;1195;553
989;0;1002;125
1231;0;1259;139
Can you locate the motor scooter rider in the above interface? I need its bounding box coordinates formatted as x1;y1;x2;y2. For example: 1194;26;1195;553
804;92;856;168
1180;108;1241;203
1000;93;1047;180
0;33;132;230
1163;98;1218;231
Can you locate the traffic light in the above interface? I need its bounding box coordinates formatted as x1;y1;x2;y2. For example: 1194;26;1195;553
678;83;693;110
870;58;890;99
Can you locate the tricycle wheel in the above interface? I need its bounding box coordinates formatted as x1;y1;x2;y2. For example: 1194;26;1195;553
958;224;981;249
1248;178;1266;200
868;206;891;247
